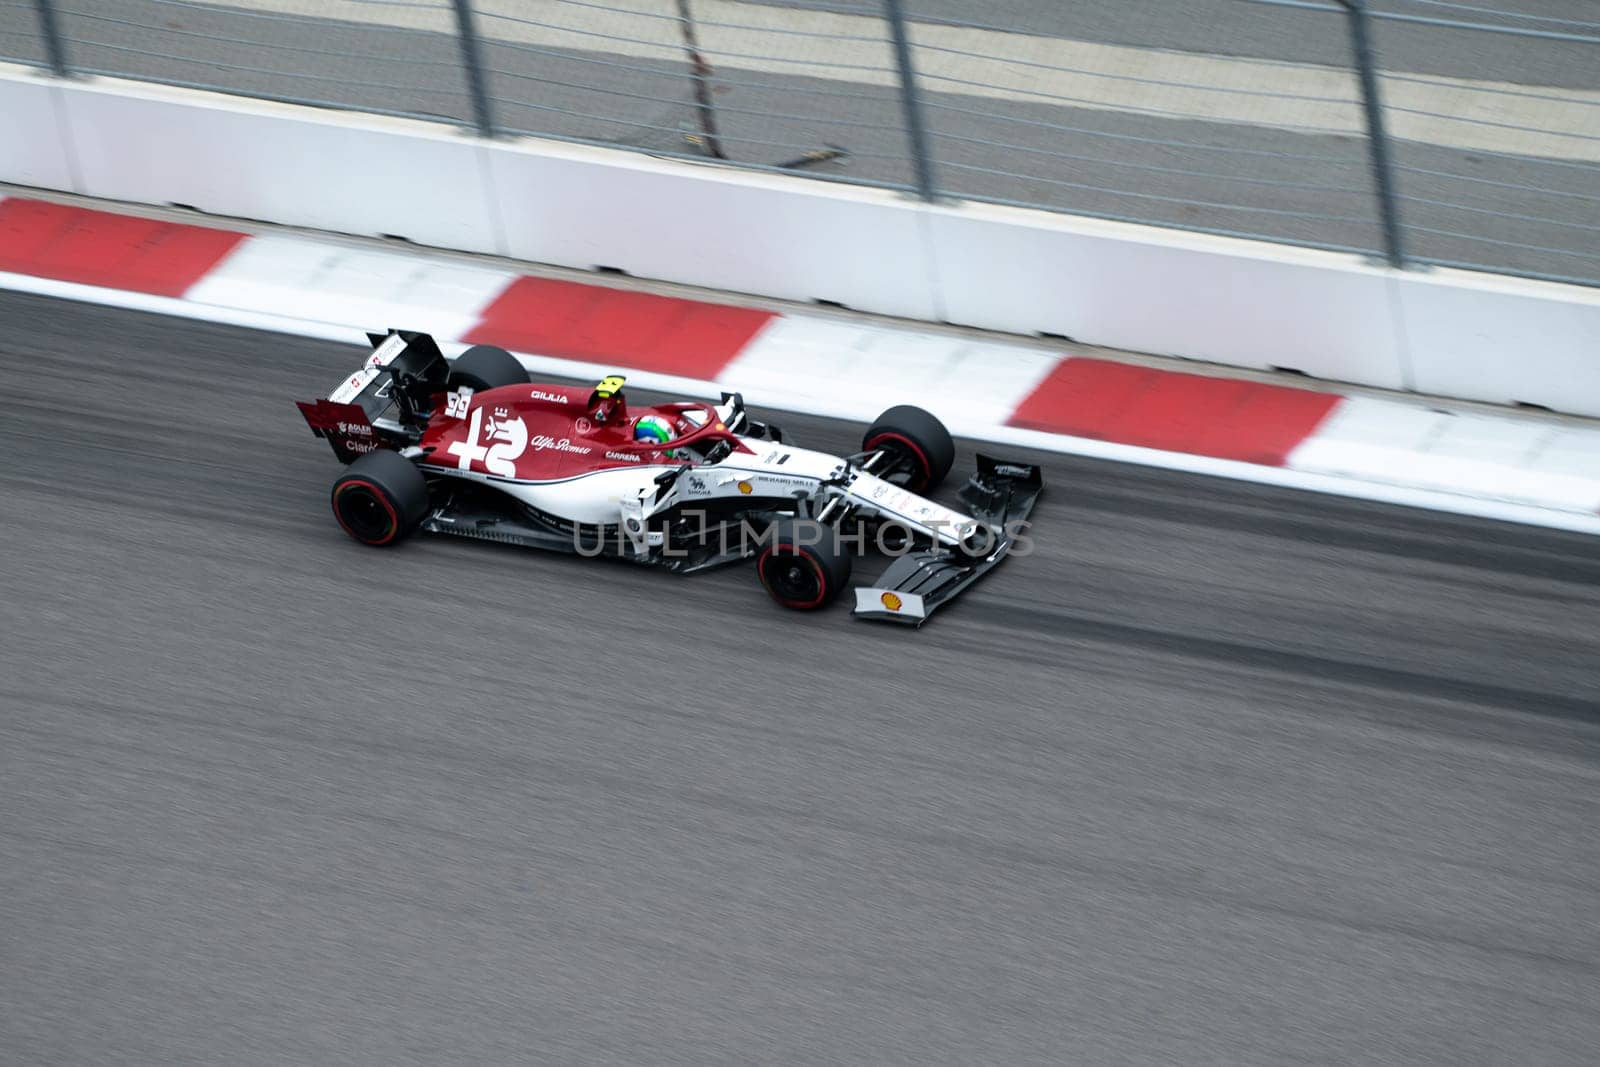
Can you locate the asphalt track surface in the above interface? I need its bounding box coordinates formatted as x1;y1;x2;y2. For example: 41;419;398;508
2;1;1597;282
3;289;1600;1063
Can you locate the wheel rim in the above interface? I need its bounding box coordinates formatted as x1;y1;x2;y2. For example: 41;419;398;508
866;432;932;491
760;550;826;608
334;481;398;544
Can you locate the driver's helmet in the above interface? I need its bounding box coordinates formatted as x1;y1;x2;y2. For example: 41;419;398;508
634;414;679;457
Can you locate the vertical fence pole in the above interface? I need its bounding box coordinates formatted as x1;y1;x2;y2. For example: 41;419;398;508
33;0;70;77
1339;0;1406;268
883;0;937;201
450;0;495;137
676;0;727;160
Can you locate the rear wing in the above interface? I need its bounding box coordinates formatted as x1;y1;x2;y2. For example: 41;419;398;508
296;329;449;462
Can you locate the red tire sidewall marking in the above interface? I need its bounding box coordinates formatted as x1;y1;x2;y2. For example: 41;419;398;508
865;431;932;491
333;478;400;545
756;545;829;609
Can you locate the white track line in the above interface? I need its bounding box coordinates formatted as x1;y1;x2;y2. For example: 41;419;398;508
185;234;518;343
8;268;1600;537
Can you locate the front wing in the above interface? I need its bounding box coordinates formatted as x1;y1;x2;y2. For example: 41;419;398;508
852;454;1043;626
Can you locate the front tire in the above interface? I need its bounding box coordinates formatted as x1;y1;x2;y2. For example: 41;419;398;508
756;518;852;611
331;449;430;546
863;405;955;492
448;344;529;392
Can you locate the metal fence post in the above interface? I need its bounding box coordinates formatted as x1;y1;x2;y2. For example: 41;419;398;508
676;0;727;160
32;0;70;77
883;0;937;201
450;0;495;137
1338;0;1406;268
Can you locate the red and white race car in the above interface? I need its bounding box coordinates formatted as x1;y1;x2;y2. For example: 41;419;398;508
296;330;1041;625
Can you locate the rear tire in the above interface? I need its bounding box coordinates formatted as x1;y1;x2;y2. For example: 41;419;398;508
863;405;955;492
331;449;430;547
756;518;852;611
448;344;528;392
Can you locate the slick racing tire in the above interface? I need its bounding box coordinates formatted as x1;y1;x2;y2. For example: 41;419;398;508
447;344;529;392
331;449;430;547
756;518;853;611
863;405;955;493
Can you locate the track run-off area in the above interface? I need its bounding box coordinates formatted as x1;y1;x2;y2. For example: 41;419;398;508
2;289;1598;1063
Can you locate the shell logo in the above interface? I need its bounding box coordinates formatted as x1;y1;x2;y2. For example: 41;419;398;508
880;592;903;611
737;480;753;494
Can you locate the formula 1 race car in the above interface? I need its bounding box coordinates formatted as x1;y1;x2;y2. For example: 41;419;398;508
295;330;1042;625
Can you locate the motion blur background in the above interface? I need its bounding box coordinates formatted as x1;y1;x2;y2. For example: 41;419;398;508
2;0;1597;286
6;6;1600;1061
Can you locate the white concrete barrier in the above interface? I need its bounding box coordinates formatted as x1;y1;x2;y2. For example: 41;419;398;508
1394;266;1600;413
3;64;1597;417
43;71;503;257
485;137;941;321
922;201;1411;391
1;71;77;192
